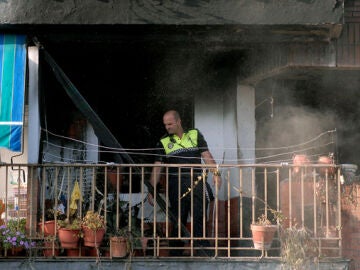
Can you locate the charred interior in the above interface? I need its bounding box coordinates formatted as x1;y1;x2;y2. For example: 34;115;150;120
29;24;360;167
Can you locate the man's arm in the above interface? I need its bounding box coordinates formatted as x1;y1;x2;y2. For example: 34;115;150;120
147;161;163;205
150;161;163;187
201;150;222;188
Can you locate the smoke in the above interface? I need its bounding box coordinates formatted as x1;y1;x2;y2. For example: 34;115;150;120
256;76;360;167
257;105;337;162
255;79;339;164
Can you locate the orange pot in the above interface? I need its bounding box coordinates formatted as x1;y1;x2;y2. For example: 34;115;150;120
38;220;57;236
110;236;128;258
250;224;278;250
83;227;105;247
58;228;80;249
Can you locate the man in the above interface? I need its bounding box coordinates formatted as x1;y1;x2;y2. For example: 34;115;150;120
149;110;221;256
280;154;314;228
316;155;337;234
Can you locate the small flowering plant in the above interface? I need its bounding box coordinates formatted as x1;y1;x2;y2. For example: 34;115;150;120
0;219;36;250
82;210;105;231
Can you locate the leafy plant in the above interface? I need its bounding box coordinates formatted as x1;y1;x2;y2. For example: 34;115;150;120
254;207;286;226
0;219;36;250
57;217;82;230
44;208;66;221
106;200;143;254
280;225;319;270
82;210;105;231
43;235;58;243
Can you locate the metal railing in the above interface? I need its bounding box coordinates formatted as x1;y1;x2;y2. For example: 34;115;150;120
0;162;342;258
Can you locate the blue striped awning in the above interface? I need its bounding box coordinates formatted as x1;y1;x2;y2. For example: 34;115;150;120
0;34;27;152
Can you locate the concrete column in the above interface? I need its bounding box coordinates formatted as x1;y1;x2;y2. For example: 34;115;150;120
27;46;40;235
28;46;40;164
236;84;255;198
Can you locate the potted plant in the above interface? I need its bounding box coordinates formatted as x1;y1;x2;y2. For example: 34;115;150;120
250;208;284;251
0;218;36;256
81;210;106;247
107;199;143;257
39;208;66;236
57;216;82;249
251;214;278;251
42;235;60;257
109;227;130;258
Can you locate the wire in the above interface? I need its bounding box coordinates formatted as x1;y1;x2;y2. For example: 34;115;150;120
41;128;336;165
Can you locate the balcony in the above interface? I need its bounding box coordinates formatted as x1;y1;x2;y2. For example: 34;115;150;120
0;162;351;269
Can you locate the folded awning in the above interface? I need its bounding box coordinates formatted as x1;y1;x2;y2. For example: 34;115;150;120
0;34;27;152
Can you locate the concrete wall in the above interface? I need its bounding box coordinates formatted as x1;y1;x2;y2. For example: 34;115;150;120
0;257;351;270
0;0;342;25
195;81;255;200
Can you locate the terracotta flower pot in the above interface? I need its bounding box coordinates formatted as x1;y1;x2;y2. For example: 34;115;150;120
110;236;128;258
85;247;99;257
66;248;85;257
43;241;60;257
250;224;278;250
7;247;24;256
38;220;56;236
83;227;105;247
58;228;80;249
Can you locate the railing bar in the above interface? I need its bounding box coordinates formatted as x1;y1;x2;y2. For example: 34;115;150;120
337;168;342;257
289;167;292;227
40;166;46;235
54;166;58;236
28;166;34;237
264;167;268;258
227;169;231;258
66;167;70;218
104;166;107;225
214;169;219;257
325;169;329;236
240;168;243;238
153;165;158;238
79;167;83;218
202;170;206;239
165;167;169;238
140;166;144;238
276;168;280;214
301;168;305;226
128;167;132;232
190;167;194;257
264;167;268;220
177;167;181;237
313;168;317;237
251;167;255;225
115;167;119;230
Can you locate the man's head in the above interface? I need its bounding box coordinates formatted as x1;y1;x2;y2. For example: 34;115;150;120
292;154;310;175
163;110;183;137
318;155;335;176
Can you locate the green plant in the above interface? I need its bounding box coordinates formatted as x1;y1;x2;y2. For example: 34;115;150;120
44;208;66;221
82;210;105;231
254;206;286;226
0;218;36;250
57;217;82;230
280;225;319;270
106;200;143;255
254;214;273;226
43;235;58;243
